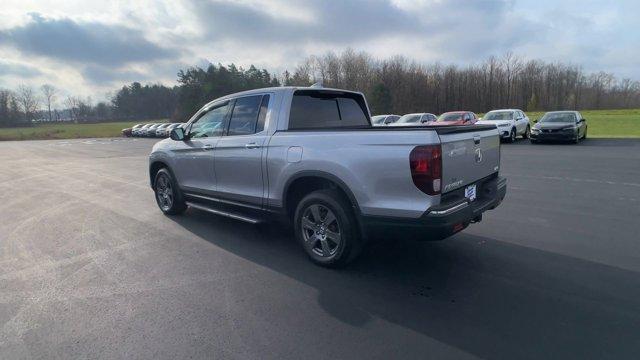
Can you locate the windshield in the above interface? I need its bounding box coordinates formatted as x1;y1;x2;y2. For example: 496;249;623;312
398;114;421;123
483;111;514;121
371;115;386;125
540;112;576;123
437;113;464;122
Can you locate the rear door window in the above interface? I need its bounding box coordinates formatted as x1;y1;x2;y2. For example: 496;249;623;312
289;90;370;129
227;95;263;136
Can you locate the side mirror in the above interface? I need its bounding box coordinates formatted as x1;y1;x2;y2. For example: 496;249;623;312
170;127;186;141
533;119;539;123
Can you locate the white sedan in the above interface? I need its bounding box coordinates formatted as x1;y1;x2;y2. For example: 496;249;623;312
390;113;437;127
476;109;530;142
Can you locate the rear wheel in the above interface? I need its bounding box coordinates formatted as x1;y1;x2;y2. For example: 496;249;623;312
294;189;362;267
154;168;187;215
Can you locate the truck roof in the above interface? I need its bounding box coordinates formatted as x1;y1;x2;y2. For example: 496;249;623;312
210;86;365;103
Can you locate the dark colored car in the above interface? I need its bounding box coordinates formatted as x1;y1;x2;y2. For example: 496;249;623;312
432;111;478;126
530;111;587;144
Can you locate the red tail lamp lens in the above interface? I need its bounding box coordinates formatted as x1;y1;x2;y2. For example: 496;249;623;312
410;145;442;195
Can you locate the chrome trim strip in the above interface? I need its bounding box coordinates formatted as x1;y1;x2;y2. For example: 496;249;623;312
428;201;469;216
186;202;260;224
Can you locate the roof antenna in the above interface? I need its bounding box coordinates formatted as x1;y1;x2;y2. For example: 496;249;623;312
310;80;323;88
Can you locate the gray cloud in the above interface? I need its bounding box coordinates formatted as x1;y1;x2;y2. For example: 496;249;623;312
0;60;42;78
0;13;177;67
189;0;542;58
191;0;414;43
81;65;149;84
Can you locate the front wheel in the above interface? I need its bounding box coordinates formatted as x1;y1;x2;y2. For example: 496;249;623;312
508;128;516;143
523;125;530;139
154;168;187;215
582;127;587;139
294;189;363;267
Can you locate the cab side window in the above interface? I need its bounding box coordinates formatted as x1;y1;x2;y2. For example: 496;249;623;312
189;102;230;138
227;95;270;136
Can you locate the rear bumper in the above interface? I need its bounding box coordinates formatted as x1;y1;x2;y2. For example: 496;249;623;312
361;175;507;241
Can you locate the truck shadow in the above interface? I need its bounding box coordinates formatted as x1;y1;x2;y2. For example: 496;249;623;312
168;210;640;359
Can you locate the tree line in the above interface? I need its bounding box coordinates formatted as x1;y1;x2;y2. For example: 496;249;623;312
286;50;640;115
2;50;639;127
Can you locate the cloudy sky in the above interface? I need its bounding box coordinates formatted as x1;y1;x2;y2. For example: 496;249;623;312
0;0;638;102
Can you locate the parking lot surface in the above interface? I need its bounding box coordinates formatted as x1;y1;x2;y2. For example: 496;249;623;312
1;137;639;359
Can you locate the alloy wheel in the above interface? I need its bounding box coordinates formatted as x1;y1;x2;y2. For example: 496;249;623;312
155;173;174;211
300;204;341;258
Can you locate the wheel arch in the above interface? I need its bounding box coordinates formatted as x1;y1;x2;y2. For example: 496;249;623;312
149;160;172;188
283;171;361;219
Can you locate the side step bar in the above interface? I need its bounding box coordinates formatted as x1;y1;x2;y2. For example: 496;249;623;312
186;202;261;224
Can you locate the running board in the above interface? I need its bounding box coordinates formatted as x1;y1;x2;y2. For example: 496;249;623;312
186;202;261;224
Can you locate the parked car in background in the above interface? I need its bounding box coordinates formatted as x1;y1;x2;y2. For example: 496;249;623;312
432;111;478;126
130;124;145;136
156;123;184;137
154;123;172;137
166;123;185;136
477;109;530;142
392;113;437;126
371;115;401;126
530;111;587;144
122;124;142;137
143;123;162;137
135;124;154;137
149;86;506;267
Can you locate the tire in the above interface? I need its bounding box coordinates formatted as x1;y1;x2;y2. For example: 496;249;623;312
573;133;580;144
154;168;187;215
508;128;516;143
582;127;587;139
523;125;530;139
530;139;537;144
294;189;363;267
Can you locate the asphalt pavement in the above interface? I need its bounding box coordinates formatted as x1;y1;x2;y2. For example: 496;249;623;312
1;137;639;359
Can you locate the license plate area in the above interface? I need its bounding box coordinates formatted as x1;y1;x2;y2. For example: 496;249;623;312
465;184;477;202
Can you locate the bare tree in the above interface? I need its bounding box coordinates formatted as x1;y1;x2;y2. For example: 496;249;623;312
65;95;80;122
41;84;58;122
16;85;40;122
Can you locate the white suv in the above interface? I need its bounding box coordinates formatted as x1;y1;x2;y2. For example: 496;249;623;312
477;109;530;142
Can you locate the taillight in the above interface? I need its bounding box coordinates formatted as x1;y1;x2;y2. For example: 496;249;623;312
410;145;442;195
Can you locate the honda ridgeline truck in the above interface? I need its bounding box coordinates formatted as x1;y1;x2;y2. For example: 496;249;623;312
149;86;507;267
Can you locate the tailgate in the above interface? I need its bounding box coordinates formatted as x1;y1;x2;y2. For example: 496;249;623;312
437;125;500;193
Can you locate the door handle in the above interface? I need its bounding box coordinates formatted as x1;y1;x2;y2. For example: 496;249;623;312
203;144;214;151
245;142;260;149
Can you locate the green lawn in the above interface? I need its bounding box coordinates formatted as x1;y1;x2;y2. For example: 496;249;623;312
0;120;168;141
479;108;640;138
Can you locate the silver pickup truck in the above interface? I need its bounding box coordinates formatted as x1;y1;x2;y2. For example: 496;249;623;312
149;86;507;267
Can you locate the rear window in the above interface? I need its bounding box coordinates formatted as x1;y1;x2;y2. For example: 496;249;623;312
288;90;370;129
